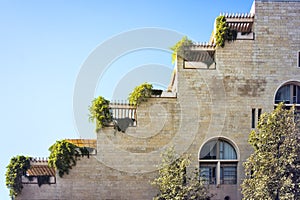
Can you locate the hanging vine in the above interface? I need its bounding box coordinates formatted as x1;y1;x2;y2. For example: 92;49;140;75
48;140;90;178
215;16;237;47
5;155;30;197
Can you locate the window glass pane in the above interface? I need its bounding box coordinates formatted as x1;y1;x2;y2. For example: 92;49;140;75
200;165;216;185
219;140;224;159
220;141;237;159
275;85;291;104
251;108;255;128
221;166;237;184
200;140;217;159
297;85;300;104
258;108;262;122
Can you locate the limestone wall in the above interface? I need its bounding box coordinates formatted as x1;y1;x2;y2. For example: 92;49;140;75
18;157;157;200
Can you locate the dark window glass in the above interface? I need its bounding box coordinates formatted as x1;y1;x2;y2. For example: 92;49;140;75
298;51;300;67
258;108;262;122
200;141;217;159
200;140;237;160
220;141;237;160
221;166;237;184
200;165;217;185
275;84;300;104
275;85;290;104
252;108;255;128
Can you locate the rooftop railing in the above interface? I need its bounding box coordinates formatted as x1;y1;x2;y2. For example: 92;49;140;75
110;100;137;127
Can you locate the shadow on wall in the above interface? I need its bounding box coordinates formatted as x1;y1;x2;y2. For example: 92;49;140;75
113;118;136;133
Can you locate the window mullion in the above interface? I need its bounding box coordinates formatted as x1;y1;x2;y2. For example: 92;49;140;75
217;161;220;185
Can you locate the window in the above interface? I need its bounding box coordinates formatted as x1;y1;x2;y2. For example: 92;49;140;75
258;108;262;122
199;139;238;185
275;83;300;104
251;108;255;128
275;82;300;125
298;51;300;68
251;108;262;128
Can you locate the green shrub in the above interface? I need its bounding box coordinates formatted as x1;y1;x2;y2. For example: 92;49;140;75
88;96;112;131
170;36;193;63
128;83;153;106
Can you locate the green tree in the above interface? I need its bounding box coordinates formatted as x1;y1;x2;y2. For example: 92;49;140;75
170;36;193;64
128;82;153;106
5;155;30;197
241;103;300;200
152;147;209;200
88;96;112;132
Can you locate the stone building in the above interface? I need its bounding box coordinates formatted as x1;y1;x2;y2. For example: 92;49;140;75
17;0;300;199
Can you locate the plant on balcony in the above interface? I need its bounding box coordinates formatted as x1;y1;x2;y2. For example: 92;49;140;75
128;82;153;106
215;16;237;47
88;96;112;132
48;140;90;178
170;36;193;63
5;155;30;197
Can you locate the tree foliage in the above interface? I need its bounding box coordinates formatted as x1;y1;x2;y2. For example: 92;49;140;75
170;36;193;64
128;82;153;106
152;147;209;200
88;96;112;132
241;103;300;199
48;140;89;178
5;155;30;197
215;16;237;47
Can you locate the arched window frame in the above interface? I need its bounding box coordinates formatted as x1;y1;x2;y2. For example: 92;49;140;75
274;81;300;106
274;81;300;120
199;137;239;185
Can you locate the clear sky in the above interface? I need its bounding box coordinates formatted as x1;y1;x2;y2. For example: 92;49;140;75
0;0;253;198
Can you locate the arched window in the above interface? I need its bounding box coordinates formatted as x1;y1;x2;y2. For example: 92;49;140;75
199;139;238;185
275;82;300;105
275;81;300;120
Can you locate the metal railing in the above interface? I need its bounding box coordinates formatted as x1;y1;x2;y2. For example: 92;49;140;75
110;100;137;127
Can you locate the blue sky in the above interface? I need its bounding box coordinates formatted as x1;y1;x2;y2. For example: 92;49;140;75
0;0;253;198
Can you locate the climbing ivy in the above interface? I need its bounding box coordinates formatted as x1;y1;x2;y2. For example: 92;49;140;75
48;140;89;178
88;96;112;132
215;16;237;47
5;155;30;197
170;36;193;63
128;82;153;106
